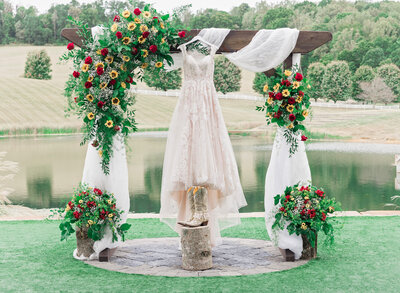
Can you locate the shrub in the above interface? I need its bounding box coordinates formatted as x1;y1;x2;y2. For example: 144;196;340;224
351;65;375;99
307;62;326;100
252;72;268;95
322;61;352;103
24;49;52;80
376;63;400;101
214;55;241;94
358;77;396;105
143;68;182;91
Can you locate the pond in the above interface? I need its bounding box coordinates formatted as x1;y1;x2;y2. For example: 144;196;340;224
2;134;399;212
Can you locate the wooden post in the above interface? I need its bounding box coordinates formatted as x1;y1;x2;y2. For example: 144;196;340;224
181;226;212;270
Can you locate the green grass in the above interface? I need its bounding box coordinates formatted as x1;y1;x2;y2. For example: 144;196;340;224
1;217;399;292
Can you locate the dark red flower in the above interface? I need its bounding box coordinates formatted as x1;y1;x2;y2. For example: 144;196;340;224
109;79;116;86
93;188;102;196
126;76;133;83
132;47;138;55
74;97;78;103
134;8;141;15
114;125;120;131
301;135;308;141
281;79;291;87
68;201;74;209
279;207;285;212
92;140;99;147
321;212;326;221
178;31;186;38
84;82;92;89
289;114;296;121
275;92;283;100
149;45;158;53
96;66;104;75
67;43;74;50
288;97;296;104
268;92;275;98
152;16;159;22
111;204;116;210
97;101;105;108
86;201;96;208
73;211;81;219
307;209;316;218
300;209;306;216
116;31;122;39
295;72;303;81
72;71;80;78
113;15;120;22
101;48;108;56
298;90;304;97
316;190;325;197
285;195;291;200
142;31;150;38
274;111;282;118
77;204;84;210
84;56;92;64
300;186;310;192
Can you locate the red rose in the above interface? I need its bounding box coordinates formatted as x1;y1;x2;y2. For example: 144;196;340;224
86;201;96;208
300;209;306;216
281;79;291;87
126;76;133;83
84;82;92;89
308;209;316;218
289;114;296;121
72;71;80;78
114;125;120;131
178;31;186;38
279;207;285;212
116;31;122;39
298;90;304;97
113;15;120;22
67;43;74;50
109;79;116;86
285;195;291;200
268;92;275;98
101;48;108;56
142;31;150;38
274;111;282;118
97;101;105;108
152;16;159;22
295;73;303;81
73;211;81;219
93;188;102;196
92;140;99;147
68;201;74;209
97;66;104;75
134;8;141;15
316;190;325;197
321;212;326;221
84;56;92;64
149;45;158;53
288;97;296;104
301;135;308;142
275;92;283;100
132;47;138;55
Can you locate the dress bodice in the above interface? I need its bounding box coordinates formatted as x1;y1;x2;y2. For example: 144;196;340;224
180;44;216;82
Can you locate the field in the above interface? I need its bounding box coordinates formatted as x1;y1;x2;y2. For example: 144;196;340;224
0;45;399;142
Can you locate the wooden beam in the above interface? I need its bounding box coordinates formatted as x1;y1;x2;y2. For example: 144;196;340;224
61;28;332;54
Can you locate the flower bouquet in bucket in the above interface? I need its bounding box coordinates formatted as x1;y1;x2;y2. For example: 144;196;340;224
272;184;340;259
54;184;131;258
256;68;312;155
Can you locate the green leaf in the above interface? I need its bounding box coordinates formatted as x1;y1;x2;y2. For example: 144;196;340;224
274;194;281;205
161;14;170;20
120;223;131;231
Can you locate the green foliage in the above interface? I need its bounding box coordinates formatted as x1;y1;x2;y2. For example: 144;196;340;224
322;61;352;103
262;7;294;29
189;9;238;29
252;72;268;95
143;68;182;91
24;49;52;80
361;47;385;68
307;62;326;100
376;63;400;101
351;65;375;99
213;56;241;94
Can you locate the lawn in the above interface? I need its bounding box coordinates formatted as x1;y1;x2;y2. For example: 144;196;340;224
1;217;399;292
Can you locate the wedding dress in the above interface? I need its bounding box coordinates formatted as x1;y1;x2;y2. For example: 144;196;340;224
160;39;247;246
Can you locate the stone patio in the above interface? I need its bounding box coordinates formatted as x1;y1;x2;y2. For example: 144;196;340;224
84;237;309;277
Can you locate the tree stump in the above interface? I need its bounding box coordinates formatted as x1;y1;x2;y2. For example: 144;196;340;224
301;233;317;260
76;227;94;258
181;226;212;271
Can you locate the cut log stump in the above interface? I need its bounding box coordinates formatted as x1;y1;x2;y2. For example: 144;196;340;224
181;225;212;271
76;228;94;258
301;233;317;260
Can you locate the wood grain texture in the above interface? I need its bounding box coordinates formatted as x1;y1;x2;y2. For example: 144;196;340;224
181;225;212;271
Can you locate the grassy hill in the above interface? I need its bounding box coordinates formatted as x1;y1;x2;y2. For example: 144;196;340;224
0;45;399;142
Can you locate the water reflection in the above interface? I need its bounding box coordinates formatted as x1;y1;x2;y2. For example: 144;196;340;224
1;135;399;212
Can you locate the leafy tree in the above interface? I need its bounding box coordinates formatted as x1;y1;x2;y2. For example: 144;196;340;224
143;69;182;91
307;62;326;100
376;63;400;101
24;49;52;80
190;9;237;29
262;7;294;29
351;65;375;100
214;56;241;94
361;47;385;68
358;77;395;105
322;61;352;103
252;72;268;95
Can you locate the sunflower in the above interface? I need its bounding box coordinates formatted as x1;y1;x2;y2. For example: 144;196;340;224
112;97;120;105
98;150;103;157
105;56;114;64
302;110;309;117
263;84;269;92
87;112;95;120
109;70;118;79
155;61;163;68
100;82;107;89
160;22;165;29
143;11;151;18
141;63;149;69
86;94;94;102
123;56;130;62
287;123;294;129
292;81;300;89
142;49;149;58
96;49;102;55
122;37;131;45
296;96;303;103
301;223;307;230
127;22;136;31
267;97;273;105
95;62;104;68
286;105;294;112
282;89;290;97
151;26;158;33
267;112;273;118
120;64;127;71
134;18;141;24
105;120;113;128
121;82;126;89
138;36;146;44
273;83;280;92
284;70;292;77
161;38;165;44
111;23;118;32
122;10;130;18
140;24;148;32
81;64;89;72
87;76;94;82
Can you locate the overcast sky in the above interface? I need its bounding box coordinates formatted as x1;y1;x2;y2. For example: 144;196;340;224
11;0;296;14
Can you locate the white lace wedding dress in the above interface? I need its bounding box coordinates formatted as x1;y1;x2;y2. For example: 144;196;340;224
160;41;247;246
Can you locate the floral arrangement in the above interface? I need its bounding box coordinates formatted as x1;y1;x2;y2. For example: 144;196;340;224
55;184;131;242
272;183;340;247
256;68;312;155
61;4;187;173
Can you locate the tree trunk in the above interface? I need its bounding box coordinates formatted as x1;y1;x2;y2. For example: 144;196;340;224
76;227;95;258
301;232;317;260
181;226;212;271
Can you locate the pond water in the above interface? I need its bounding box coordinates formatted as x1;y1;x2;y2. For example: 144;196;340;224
2;134;399;212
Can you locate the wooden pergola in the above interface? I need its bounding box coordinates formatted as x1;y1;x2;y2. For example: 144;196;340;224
62;28;332;77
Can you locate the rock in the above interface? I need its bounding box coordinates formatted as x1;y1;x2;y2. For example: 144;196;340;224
181;225;212;271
